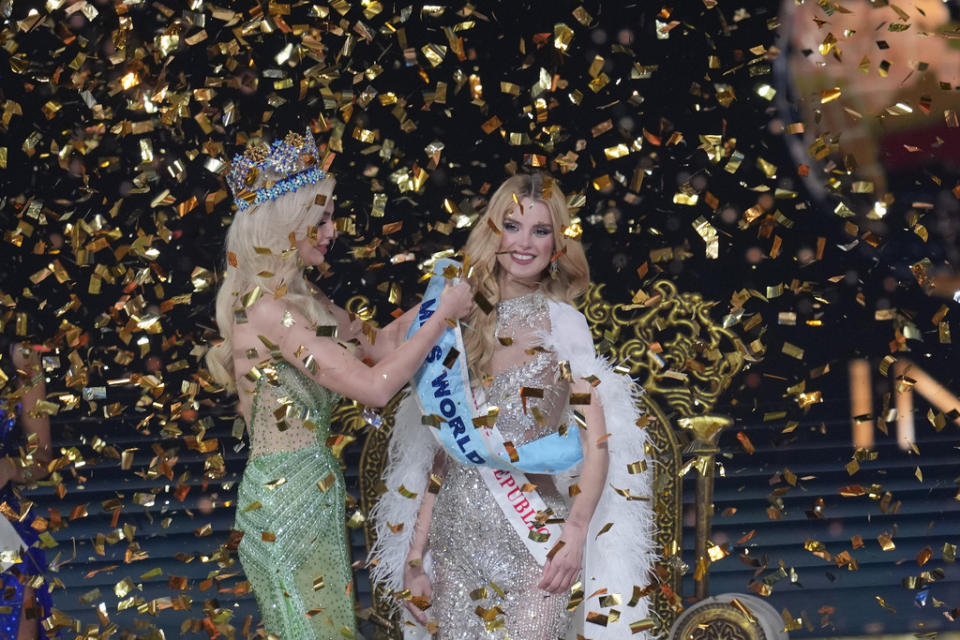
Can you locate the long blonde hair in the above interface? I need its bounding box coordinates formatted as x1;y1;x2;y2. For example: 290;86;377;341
206;176;338;392
462;173;590;380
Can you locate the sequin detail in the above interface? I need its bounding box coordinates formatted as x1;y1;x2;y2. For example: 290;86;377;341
495;291;548;336
247;359;338;460
428;292;572;639
0;408;62;639
235;361;357;638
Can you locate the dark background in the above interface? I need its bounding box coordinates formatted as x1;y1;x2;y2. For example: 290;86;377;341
1;0;959;636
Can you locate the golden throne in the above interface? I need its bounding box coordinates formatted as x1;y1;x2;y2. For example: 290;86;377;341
345;281;782;639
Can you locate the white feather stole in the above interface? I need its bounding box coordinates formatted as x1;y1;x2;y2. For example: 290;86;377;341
542;300;656;640
367;391;438;639
367;300;657;639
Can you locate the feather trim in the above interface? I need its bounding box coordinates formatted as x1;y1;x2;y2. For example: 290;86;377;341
544;300;657;640
367;394;439;638
367;392;437;596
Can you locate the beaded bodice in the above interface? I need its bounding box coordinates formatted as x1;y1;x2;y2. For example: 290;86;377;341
486;291;569;446
427;290;575;638
247;360;340;460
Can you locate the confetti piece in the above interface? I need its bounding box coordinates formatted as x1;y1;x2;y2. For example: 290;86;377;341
736;431;756;454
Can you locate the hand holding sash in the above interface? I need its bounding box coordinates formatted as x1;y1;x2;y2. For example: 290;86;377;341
434;279;473;321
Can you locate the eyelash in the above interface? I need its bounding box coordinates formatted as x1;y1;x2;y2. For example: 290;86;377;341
503;221;551;236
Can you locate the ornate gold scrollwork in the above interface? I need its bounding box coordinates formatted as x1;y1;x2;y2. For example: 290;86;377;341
356;391;409;639
573;280;747;633
331;401;368;435
671;599;769;640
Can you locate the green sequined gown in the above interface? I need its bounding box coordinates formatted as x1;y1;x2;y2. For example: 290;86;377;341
235;361;357;638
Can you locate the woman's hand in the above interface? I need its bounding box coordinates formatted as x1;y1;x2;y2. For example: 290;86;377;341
436;280;473;321
402;562;433;625
538;524;586;594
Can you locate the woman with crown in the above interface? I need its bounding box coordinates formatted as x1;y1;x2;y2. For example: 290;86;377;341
207;130;473;638
369;173;656;639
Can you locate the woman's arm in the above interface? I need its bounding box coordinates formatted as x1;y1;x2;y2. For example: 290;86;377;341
402;453;445;624
538;380;609;593
304;291;412;364
311;285;423;364
244;281;471;408
350;304;422;365
0;344;53;488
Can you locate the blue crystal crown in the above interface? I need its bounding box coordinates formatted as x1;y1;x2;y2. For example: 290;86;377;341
226;130;330;211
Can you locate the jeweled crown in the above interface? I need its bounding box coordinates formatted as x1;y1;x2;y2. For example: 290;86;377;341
226;130;330;211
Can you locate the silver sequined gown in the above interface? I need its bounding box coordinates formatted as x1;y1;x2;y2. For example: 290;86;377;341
428;292;573;640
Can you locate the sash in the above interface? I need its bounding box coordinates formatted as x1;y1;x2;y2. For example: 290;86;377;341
407;259;583;564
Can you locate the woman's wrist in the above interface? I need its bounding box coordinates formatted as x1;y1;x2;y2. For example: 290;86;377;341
404;559;426;577
561;519;588;540
405;553;424;565
425;307;450;331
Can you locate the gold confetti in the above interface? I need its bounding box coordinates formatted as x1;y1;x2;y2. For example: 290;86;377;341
265;477;287;490
692;216;719;259
586;611;609;626
317;473;336;492
875;595;896;613
481;115;502;134
877;533;895;551
630;619;655;633
627;460;647;474
442;348;460;369
781;342;804;360
943;543;956;563
820;87;841;103
397;484;419;499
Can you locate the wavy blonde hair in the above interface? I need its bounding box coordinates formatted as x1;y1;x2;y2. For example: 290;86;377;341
462;173;590;381
206;176;338;392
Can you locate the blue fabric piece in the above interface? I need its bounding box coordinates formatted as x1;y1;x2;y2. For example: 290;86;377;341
407;258;583;474
0;407;61;639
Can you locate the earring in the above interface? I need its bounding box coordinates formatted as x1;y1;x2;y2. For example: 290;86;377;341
549;259;560;278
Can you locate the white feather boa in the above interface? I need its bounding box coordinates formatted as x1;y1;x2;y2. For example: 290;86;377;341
368;300;656;639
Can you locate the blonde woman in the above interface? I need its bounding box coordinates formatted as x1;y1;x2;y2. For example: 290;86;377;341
206;131;472;639
371;173;656;639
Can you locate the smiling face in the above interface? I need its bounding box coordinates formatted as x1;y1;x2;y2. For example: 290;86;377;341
495;197;555;296
295;195;337;267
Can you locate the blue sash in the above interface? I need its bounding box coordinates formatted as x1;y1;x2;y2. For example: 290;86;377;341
407;259;583;474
